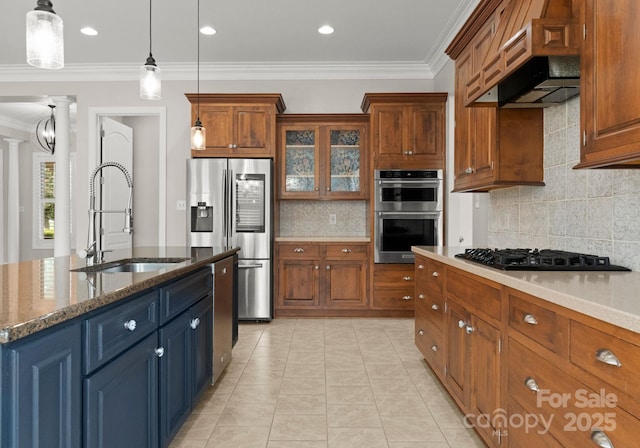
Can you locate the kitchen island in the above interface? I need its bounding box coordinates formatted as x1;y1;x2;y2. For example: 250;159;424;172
0;246;238;448
412;246;640;448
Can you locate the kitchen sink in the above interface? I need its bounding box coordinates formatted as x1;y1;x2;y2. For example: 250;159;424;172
72;258;189;273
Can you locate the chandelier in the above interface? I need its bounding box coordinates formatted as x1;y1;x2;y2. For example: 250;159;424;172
35;104;56;153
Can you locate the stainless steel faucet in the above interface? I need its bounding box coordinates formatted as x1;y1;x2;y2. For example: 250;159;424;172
80;162;133;265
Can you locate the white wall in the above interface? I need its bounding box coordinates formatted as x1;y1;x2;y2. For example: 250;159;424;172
0;78;436;252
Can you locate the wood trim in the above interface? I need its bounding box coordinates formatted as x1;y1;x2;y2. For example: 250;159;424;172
276;113;369;124
360;92;448;113
185;93;286;113
445;0;505;59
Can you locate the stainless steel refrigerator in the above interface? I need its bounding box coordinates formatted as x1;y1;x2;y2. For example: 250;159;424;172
187;158;273;321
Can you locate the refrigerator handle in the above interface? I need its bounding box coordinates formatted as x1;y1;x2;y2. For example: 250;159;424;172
227;168;233;237
223;168;228;238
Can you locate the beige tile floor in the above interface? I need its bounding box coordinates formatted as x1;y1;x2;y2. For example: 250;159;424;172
169;318;486;448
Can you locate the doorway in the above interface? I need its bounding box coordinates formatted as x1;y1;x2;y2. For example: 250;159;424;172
88;107;167;248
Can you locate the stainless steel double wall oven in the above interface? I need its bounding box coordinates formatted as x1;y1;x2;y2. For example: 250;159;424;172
374;169;444;263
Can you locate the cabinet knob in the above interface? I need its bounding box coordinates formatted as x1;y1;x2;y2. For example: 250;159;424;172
595;349;622;367
407;150;413;155
402;295;412;301
341;248;352;253
418;330;424;336
326;187;331;191
315;265;319;270
293;248;305;253
155;347;165;358
432;271;439;277
315;188;319;191
190;317;201;330
524;377;540;392
458;320;467;328
431;304;440;311
523;314;538;325
228;144;234;149
431;345;438;352
465;325;474;334
465;167;474;174
418;264;424;269
591;430;614;448
418;294;425;299
123;320;137;332
403;276;412;281
326;265;331;270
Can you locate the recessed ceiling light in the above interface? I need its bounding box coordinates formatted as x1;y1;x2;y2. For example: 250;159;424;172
318;25;334;35
200;26;217;35
80;27;98;36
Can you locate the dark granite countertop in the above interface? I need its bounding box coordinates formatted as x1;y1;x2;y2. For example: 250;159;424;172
0;246;239;344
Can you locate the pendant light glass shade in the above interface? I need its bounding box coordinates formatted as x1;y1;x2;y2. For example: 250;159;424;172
26;1;64;69
140;0;161;100
140;56;161;100
191;119;206;150
190;0;206;150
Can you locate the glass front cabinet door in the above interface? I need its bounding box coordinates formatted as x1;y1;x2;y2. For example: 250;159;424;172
279;118;367;200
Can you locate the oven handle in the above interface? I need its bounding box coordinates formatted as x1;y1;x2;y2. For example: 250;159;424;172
377;179;441;186
377;211;442;218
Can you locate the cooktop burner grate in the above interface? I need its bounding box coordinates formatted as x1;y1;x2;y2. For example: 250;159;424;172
455;248;631;271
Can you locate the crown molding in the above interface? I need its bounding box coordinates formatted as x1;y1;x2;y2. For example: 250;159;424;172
0;61;436;83
426;0;482;77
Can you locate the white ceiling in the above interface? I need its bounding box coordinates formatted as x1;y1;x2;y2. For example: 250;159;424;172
0;0;480;130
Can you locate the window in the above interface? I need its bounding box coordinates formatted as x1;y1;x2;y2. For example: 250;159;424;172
32;153;75;249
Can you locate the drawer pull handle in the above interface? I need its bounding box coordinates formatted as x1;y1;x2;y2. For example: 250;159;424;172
595;349;622;367
403;276;413;281
402;295;412;301
155;347;165;358
123;320;137;332
431;345;438;352
431;304;440;311
341;248;352;253
190;318;201;330
418;264;425;269
432;271;439;277
418;294;425;299
418;330;424;336
293;248;305;253
523;314;538;325
591;430;614;448
524;377;540;392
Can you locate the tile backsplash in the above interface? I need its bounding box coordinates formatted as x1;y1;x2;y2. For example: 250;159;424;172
488;96;640;271
279;201;368;237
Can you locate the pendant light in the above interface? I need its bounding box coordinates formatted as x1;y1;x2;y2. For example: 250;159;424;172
26;0;64;69
190;0;206;150
140;0;161;100
35;105;56;154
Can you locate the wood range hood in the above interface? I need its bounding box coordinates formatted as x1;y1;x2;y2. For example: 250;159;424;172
447;0;580;107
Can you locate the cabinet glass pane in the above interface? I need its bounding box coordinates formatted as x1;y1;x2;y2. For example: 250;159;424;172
285;130;316;192
330;130;360;192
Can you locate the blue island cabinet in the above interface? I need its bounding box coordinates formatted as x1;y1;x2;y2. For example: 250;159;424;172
1;321;82;448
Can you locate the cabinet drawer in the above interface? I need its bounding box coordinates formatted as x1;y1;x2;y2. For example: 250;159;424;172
446;267;501;320
325;244;367;260
277;243;321;259
373;264;415;286
416;258;443;295
508;290;568;355
569;320;640;401
161;268;212;324
508;398;564;448
509;338;637;447
415;311;444;375
372;288;414;310
416;289;444;333
84;290;159;374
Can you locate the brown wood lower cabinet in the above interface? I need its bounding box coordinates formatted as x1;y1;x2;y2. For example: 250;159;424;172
413;253;640;448
275;242;368;316
371;264;415;311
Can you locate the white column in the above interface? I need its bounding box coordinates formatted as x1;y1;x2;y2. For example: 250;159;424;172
4;138;22;263
52;96;73;257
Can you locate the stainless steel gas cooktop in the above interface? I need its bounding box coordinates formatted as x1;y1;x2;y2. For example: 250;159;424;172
455;248;631;271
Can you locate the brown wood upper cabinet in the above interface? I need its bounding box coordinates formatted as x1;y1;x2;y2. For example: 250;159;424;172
277;114;368;200
361;93;447;169
576;0;640;168
186;94;285;158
